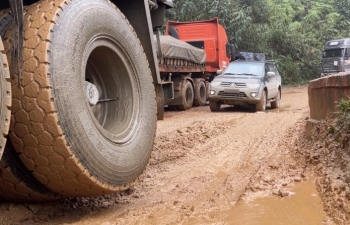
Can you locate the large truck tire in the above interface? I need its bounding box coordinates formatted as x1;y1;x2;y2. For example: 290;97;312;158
0;37;10;158
193;79;207;107
5;0;156;197
177;80;194;111
0;139;60;202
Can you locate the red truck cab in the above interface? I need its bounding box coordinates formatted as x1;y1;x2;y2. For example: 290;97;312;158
166;17;233;73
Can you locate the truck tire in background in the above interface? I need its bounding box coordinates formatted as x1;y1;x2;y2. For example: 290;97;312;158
193;79;207;107
6;0;156;197
0;140;60;202
0;37;10;158
177;80;194;111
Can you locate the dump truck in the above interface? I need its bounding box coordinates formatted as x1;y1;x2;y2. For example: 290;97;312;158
0;0;171;201
155;18;234;114
321;38;350;77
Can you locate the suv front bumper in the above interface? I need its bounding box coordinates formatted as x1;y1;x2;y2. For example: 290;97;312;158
208;86;263;105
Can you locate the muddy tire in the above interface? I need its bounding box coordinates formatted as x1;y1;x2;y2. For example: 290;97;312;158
209;100;221;112
0;139;60;202
0;37;10;158
177;80;194;111
156;85;164;120
256;91;267;112
271;89;281;109
6;0;156;197
193;80;207;107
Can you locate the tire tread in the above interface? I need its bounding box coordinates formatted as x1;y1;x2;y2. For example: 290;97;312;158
0;36;11;157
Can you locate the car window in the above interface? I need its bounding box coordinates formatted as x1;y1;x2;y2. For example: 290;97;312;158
274;65;280;76
265;63;277;76
224;62;264;76
322;49;344;58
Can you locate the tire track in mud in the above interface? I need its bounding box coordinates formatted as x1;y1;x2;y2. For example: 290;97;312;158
150;120;231;166
148;113;307;224
107;88;310;225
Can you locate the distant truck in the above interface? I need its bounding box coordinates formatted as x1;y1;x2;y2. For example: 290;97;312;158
321;38;350;77
155;18;234;115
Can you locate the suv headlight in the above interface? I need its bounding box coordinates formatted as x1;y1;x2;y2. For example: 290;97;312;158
210;81;221;87
246;83;261;89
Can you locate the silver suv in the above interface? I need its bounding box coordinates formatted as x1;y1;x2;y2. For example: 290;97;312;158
208;60;281;112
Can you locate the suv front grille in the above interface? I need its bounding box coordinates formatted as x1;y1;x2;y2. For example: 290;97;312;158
220;82;232;87
234;83;247;88
218;91;247;98
220;82;247;88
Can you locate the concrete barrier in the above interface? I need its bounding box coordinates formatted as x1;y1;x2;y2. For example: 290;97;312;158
308;72;350;121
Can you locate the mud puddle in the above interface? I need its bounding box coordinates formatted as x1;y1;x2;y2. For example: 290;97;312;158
185;178;329;225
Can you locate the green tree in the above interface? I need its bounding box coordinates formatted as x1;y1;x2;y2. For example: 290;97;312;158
165;0;348;84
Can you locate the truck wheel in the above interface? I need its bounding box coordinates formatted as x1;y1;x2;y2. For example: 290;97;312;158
209;100;221;112
271;89;281;109
6;0;156;197
0;37;10;158
193;80;207;106
256;91;267;112
156;85;164;120
177;80;194;111
0;140;60;202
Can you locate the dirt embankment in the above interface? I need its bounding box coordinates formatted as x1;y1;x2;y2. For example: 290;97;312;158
294;118;350;224
0;86;347;225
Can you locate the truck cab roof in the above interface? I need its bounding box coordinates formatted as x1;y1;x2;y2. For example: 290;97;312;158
324;38;350;50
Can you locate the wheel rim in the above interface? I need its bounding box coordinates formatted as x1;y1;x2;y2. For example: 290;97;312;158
85;38;138;143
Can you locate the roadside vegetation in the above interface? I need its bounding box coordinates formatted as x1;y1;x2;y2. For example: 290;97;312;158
329;97;350;145
166;0;350;85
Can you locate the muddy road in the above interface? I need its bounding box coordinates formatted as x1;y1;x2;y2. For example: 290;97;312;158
0;86;333;224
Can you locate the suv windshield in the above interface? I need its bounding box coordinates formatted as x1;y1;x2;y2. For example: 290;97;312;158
224;62;263;76
322;49;344;58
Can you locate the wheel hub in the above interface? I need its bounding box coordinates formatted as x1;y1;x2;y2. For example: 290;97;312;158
85;81;99;106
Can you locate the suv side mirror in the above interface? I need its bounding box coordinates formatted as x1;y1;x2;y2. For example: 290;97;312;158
217;70;223;75
267;71;275;77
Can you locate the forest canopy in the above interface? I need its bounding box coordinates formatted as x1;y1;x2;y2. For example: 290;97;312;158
165;0;350;84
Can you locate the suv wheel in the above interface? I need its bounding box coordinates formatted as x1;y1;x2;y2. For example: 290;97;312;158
271;89;281;109
209;100;221;112
256;91;266;112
